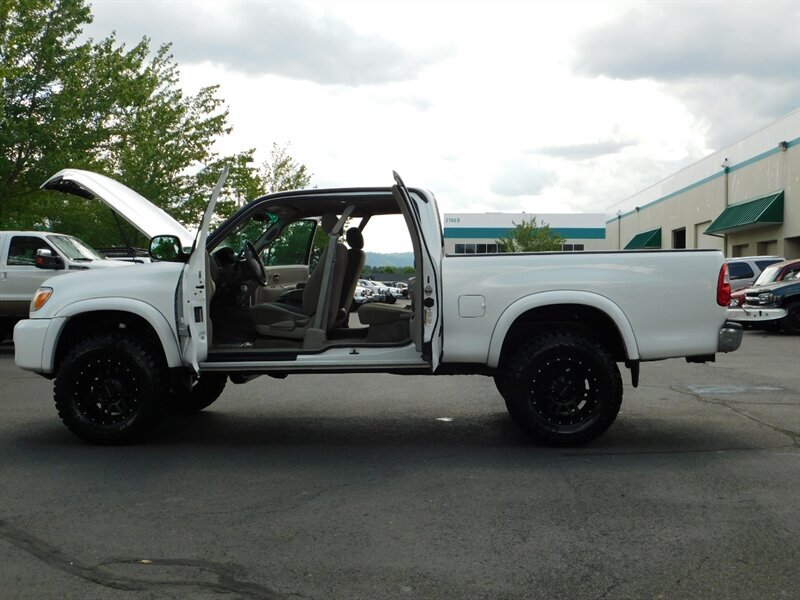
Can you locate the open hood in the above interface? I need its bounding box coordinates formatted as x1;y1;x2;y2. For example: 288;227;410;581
41;169;194;249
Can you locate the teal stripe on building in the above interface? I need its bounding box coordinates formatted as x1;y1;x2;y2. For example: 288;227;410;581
606;136;800;224
443;227;606;239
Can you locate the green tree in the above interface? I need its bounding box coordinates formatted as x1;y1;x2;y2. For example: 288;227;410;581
0;0;312;250
496;216;565;253
187;143;314;227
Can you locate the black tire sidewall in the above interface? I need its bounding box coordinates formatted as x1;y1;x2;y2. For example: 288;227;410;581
170;372;227;414
504;332;622;445
780;302;800;335
54;335;165;444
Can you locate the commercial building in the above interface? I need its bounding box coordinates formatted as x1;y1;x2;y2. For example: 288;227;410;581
607;109;800;258
443;212;606;254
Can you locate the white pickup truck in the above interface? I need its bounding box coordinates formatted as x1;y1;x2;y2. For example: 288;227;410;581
14;169;742;445
0;231;133;340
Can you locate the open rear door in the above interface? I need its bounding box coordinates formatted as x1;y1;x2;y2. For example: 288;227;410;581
392;171;443;371
180;168;228;372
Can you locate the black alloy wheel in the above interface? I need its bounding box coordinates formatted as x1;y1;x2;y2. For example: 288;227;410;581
502;332;622;445
54;334;166;444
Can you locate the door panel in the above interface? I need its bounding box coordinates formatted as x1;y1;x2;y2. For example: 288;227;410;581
181;168;228;372
253;265;310;304
0;236;62;313
392;171;443;370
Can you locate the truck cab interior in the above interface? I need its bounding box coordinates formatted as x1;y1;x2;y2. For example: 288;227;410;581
203;188;422;358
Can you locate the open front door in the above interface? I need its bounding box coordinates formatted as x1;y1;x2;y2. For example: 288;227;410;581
180;168;228;372
392;171;443;371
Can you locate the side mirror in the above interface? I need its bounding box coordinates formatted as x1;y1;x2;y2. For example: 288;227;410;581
149;235;188;262
35;248;65;270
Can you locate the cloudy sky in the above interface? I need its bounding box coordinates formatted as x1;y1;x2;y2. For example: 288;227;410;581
86;1;799;252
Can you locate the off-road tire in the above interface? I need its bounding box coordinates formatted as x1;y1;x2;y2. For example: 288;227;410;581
169;372;227;414
0;319;12;343
779;301;800;335
501;332;622;446
54;334;166;444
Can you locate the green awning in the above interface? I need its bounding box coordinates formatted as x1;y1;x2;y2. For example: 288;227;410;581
624;227;661;250
705;192;784;235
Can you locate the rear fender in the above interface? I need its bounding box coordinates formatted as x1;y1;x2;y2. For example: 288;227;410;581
486;290;640;368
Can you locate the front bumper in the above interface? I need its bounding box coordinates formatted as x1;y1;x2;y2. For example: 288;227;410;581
725;306;786;324
718;320;743;353
13;318;63;375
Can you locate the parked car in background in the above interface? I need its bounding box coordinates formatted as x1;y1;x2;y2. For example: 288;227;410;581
729;259;800;307
358;279;389;303
352;285;373;310
725;256;785;291
727;275;800;334
0;231;133;340
378;281;404;302
392;281;409;297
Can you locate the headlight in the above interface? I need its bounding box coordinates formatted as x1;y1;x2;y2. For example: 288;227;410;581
757;292;774;303
31;287;53;312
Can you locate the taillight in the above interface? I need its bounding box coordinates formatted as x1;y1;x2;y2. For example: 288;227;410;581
717;264;731;306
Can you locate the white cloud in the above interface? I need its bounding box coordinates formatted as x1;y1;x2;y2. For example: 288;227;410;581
573;2;800;149
490;160;557;197
87;1;452;85
574;2;799;81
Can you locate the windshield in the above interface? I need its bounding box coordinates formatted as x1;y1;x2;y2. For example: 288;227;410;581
214;210;319;268
47;234;105;261
753;264;782;286
215;211;280;253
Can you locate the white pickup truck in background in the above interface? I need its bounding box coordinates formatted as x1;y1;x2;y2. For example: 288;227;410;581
13;169;743;446
2;172;194;341
0;231;135;340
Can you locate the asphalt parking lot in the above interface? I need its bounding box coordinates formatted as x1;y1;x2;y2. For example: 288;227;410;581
1;330;798;600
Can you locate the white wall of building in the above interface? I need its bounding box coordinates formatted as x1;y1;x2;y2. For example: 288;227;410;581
606;109;800;258
443;212;607;254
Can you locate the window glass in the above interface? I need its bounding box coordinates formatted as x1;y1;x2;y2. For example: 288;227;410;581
755;259;782;271
7;236;54;266
754;264;781;285
217;211;280;255
487;244;498;253
465;244;475;254
262;219;317;267
784;270;800;281
477;244;486;253
562;244;574;251
574;244;585;251
728;262;754;280
783;265;800;280
47;235;104;261
455;244;465;254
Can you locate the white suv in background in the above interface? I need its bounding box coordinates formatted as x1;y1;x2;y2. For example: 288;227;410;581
725;256;785;291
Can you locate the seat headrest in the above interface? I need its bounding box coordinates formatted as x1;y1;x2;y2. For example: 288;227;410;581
320;213;338;235
346;227;364;250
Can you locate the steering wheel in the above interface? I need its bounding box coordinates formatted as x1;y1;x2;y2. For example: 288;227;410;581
242;241;267;286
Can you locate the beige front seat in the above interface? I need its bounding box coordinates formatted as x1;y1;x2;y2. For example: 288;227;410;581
251;214;347;339
337;227;366;322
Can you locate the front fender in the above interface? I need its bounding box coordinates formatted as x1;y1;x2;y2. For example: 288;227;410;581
486;290;640;368
53;297;184;368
